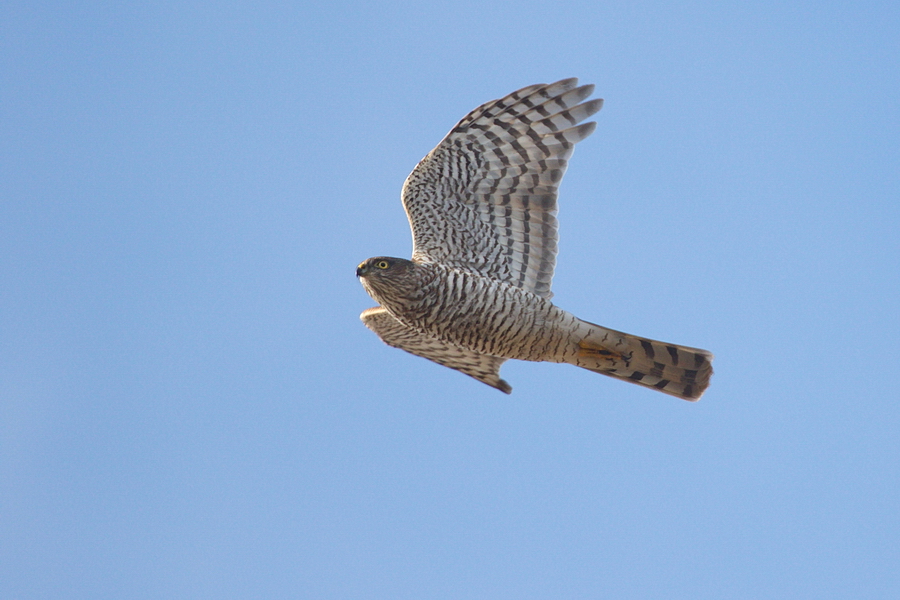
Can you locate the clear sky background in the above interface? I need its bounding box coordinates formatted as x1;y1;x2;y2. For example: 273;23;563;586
2;1;898;598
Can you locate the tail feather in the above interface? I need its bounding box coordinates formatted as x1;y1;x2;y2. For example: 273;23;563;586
572;321;713;401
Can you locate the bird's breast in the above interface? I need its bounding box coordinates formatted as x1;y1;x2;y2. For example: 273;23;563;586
392;265;574;361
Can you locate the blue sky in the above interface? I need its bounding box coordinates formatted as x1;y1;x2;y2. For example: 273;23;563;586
2;1;899;598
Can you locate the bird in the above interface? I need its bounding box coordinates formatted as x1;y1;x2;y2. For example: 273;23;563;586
356;78;713;400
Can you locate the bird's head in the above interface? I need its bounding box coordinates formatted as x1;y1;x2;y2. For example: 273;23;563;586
356;256;420;305
356;257;404;278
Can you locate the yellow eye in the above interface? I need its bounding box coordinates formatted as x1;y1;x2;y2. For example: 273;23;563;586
375;260;390;269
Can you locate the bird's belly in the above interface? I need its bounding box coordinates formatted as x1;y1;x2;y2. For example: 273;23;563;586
404;270;577;361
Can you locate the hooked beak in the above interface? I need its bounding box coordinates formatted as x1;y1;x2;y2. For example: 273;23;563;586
356;263;366;278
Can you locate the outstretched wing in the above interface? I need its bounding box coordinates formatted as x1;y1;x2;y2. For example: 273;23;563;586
361;307;511;393
401;78;602;300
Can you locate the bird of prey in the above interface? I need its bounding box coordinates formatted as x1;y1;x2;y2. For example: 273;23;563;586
357;78;713;400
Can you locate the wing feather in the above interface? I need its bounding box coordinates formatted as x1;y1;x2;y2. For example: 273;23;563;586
401;78;602;300
360;307;512;393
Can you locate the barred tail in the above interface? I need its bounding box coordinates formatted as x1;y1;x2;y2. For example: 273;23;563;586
570;320;714;401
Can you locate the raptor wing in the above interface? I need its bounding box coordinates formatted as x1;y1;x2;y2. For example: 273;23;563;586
361;307;511;393
401;78;602;300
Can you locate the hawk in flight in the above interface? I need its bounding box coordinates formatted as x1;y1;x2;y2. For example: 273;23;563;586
357;79;713;400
